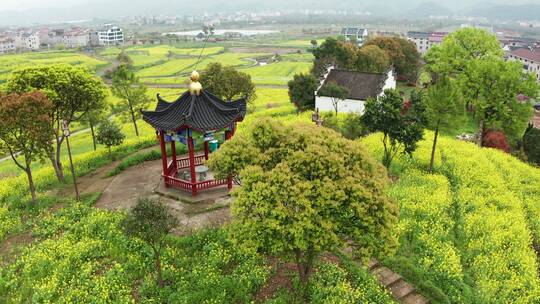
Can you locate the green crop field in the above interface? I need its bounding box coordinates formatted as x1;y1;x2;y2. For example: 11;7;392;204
242;61;312;85
0;51;109;84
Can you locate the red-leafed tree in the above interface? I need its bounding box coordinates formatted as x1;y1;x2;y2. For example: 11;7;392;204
0;92;53;204
482;130;510;153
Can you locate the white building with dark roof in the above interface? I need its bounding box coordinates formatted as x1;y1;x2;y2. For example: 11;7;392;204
315;67;396;114
340;27;368;46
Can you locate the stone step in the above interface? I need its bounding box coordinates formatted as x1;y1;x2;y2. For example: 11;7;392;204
372;266;402;287
388;279;415;299
368;259;380;270
401;292;431;304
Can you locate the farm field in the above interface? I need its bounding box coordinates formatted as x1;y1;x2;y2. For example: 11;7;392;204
0;51;109;84
361;132;540;303
242;61;312;85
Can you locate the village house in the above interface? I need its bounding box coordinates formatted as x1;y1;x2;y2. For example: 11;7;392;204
315;67;396;114
0;37;15;53
507;47;540;83
407;31;448;55
93;25;124;46
340;27;368;46
14;32;40;51
62;30;90;48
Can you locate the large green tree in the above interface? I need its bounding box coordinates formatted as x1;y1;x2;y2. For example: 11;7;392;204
354;45;391;74
200;62;256;105
111;64;151;137
460;58;538;145
312;37;357;75
6;64;108;183
287;73;318;111
0;92;53;204
424;77;464;172
362;89;426;169
364;37;420;82
208;119;398;289
425;28;503;77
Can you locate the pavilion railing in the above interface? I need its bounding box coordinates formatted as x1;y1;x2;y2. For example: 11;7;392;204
177;154;206;169
196;179;229;190
163;175;193;191
163;174;230;194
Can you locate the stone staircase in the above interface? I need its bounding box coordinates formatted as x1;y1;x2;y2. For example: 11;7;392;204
368;260;429;304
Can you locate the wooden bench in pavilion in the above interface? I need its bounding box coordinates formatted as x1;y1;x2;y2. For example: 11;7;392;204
141;71;246;196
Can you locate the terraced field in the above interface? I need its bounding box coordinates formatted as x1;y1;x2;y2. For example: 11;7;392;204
242;61;312;85
0;51;109;83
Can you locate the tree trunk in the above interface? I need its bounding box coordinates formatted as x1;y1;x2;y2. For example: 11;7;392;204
429;124;440;173
294;249;315;293
477;119;484;147
90;122;97;151
25;167;36;205
129;104;139;137
154;249;164;288
382;133;392;169
49;152;65;183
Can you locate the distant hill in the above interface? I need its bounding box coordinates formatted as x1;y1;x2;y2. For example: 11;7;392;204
0;0;538;26
463;4;540;20
407;2;454;18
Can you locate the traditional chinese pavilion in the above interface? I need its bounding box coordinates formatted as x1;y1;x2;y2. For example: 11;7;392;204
142;71;246;196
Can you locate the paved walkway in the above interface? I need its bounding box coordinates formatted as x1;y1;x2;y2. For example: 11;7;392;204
368;260;429;304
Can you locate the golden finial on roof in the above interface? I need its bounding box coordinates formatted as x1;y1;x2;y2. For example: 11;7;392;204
189;70;202;95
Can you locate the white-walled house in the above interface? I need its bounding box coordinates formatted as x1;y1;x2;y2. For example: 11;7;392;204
0;37;15;53
315;67;396;114
507;47;540;83
14;33;40;51
340;27;368;46
95;25;124;46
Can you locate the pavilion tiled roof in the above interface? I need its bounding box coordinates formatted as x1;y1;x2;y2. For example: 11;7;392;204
142;90;246;133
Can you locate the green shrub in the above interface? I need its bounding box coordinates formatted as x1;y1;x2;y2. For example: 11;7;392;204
523;126;540;165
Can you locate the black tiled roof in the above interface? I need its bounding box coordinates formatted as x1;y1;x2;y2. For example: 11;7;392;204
142;90;246;132
319;69;388;101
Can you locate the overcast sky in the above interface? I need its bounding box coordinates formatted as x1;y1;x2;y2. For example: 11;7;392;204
0;0;538;26
1;0;539;12
1;0;80;11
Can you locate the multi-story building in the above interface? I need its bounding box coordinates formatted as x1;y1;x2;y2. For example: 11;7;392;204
0;37;15;53
62;30;89;48
14;33;40;51
407;31;448;55
340;27;368;46
507;47;540;83
94;25;124;46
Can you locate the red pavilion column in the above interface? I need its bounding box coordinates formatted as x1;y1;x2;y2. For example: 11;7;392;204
225;123;235;190
187;132;197;196
204;141;209;160
170;140;177;174
159;131;169;188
